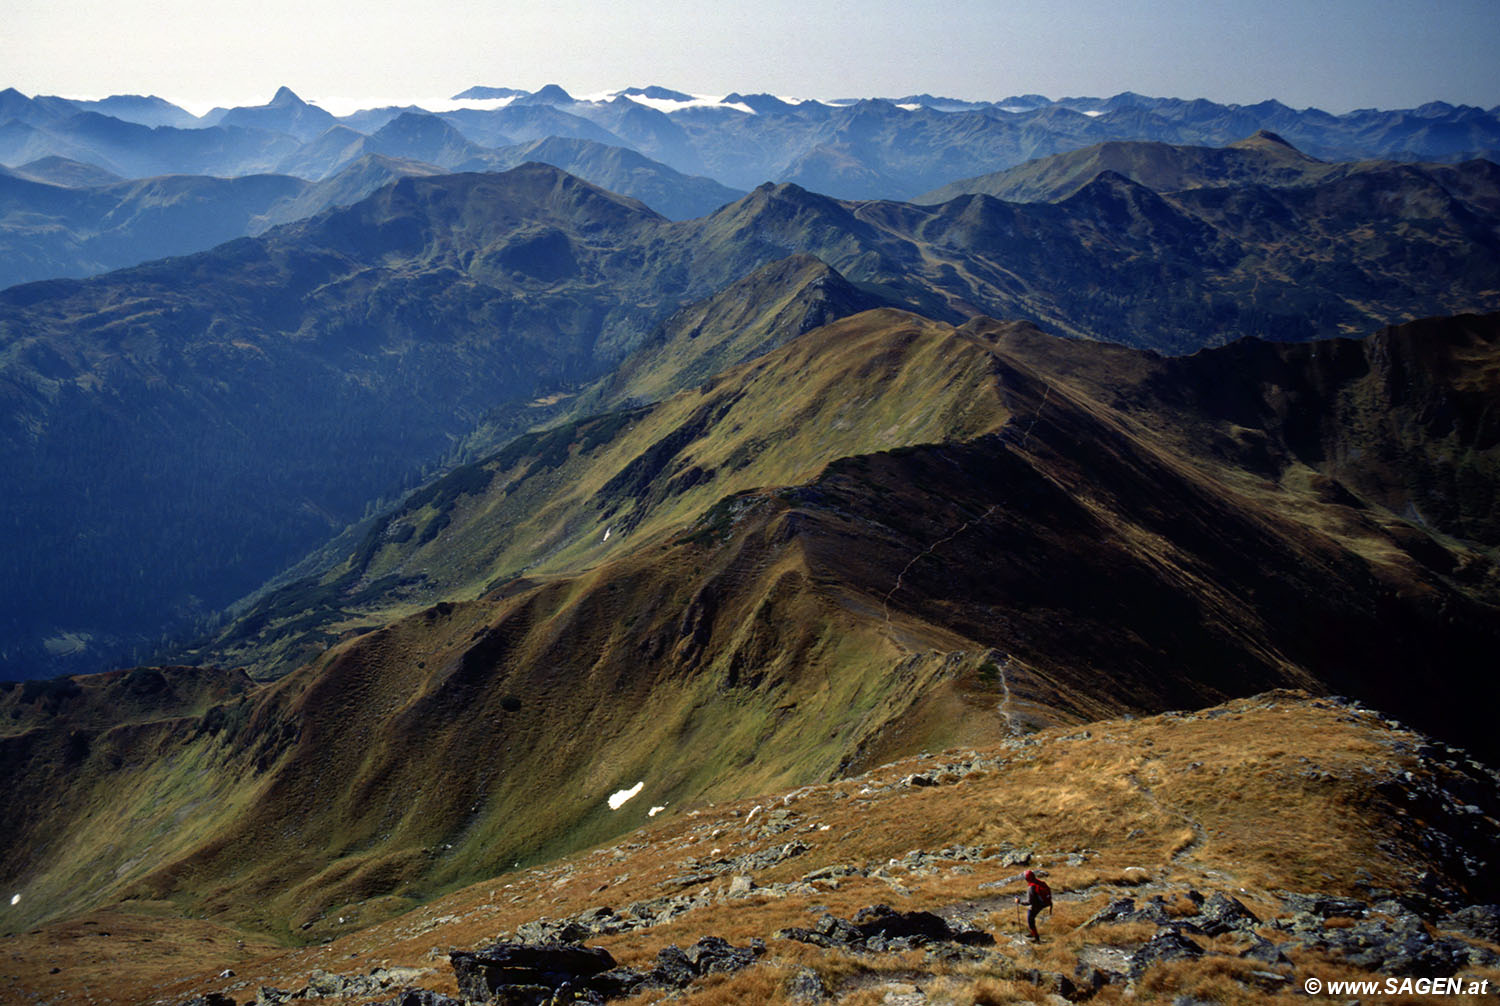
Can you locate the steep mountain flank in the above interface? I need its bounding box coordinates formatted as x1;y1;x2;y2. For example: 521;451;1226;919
200;309;1500;747
571;253;889;414
2;154;124;187
0;166;676;679
4;160;1498;679
450;253;889;465
484;136;745;220
0;154;457;290
0;170;307;289
215;87;339;143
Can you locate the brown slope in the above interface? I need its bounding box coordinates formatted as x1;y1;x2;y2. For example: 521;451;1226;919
8;692;1499;1005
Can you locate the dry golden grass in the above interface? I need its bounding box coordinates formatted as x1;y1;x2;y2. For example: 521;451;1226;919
1135;954;1289;1005
670;966;795;1006
4;692;1483;1006
958;975;1050;1004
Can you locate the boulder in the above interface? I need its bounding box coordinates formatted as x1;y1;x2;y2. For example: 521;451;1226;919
385;992;466;1006
1289;915;1470;978
1011;967;1078;1001
512;919;595;944
777;905;992;953
1083;898;1139;927
450;942;616;1002
1128;927;1204;978
1192;892;1260;936
634;936;763;990
787;966;830;1001
1278;892;1367;919
1442;904;1500;943
854;904;952;943
1237;935;1290;966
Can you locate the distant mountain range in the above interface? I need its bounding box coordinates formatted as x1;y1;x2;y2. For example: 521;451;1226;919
4;82;1497;289
4;84;1498;201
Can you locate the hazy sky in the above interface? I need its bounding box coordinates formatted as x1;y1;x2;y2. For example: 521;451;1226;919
6;0;1498;114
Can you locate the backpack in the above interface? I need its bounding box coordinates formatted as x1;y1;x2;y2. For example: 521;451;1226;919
1031;878;1052;909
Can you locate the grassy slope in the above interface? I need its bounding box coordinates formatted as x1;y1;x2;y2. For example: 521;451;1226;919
4;692;1497;1005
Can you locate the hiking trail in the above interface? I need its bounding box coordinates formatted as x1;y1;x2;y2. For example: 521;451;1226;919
881;503;1000;645
994;656;1022;736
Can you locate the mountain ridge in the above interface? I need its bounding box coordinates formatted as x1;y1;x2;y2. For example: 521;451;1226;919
4;155;1500;679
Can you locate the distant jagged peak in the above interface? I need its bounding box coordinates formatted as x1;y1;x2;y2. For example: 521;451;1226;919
620;86;695;102
1103;90;1155;109
491;159;664;217
269;86;309;108
1074;167;1150;191
1060;168;1183;216
1235;128;1295;150
744;179;848;211
995;93;1052;109
1230;129;1321;161
451;85;530;100
721;92;799;114
374;109;456;135
522;83;575;105
890;93;989;111
1414;100;1459;117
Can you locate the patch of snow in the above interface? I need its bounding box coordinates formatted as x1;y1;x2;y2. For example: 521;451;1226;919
9;894;17;906
1083;109;1105;117
648;805;667;817
897;103;923;112
745;804;763;822
602;527;611;542
608;781;644;810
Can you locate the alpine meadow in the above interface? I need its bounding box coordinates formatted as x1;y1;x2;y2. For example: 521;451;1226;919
2;52;1500;1006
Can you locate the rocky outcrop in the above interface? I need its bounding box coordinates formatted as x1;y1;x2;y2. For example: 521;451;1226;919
1127;927;1203;978
444;935;764;1004
449;943;617;1004
776;903;995;954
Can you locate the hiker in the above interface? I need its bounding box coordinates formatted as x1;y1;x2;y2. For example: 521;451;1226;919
1015;869;1051;940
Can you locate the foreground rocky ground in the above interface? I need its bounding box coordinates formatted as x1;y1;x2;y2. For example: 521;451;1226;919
6;691;1499;1005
